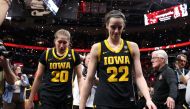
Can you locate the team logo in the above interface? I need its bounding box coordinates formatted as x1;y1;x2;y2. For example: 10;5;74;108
124;46;128;49
68;54;72;60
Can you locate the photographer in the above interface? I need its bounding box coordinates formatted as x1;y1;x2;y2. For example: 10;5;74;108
2;65;29;109
0;39;16;87
0;40;17;108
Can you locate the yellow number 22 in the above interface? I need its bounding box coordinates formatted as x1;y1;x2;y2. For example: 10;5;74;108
107;66;129;82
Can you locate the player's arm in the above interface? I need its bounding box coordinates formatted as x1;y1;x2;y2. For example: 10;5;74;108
0;0;10;25
74;63;83;93
129;42;156;109
73;52;84;93
79;43;98;109
28;62;44;101
26;62;45;109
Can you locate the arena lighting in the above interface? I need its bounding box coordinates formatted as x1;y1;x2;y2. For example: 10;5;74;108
43;0;62;15
144;3;188;26
4;41;190;53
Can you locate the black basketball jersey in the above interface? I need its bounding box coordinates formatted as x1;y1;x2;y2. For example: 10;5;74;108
94;39;135;108
39;48;80;102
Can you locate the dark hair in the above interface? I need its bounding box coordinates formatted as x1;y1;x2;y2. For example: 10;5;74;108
104;10;126;25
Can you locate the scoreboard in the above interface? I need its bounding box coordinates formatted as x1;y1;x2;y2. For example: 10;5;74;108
144;4;188;26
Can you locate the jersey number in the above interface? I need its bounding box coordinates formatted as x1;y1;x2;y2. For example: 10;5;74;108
107;66;129;82
51;71;69;82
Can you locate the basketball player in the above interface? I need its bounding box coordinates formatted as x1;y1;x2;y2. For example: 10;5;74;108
79;10;156;109
25;29;83;109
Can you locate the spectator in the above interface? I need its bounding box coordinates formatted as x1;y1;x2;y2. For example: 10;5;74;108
73;53;98;109
174;54;189;109
2;65;29;109
79;10;156;109
0;39;17;108
25;29;83;109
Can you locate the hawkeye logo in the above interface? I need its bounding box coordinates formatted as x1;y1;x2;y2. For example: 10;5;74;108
68;54;72;60
124;46;129;53
124;46;128;49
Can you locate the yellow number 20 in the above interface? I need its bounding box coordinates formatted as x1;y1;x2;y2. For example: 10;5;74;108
51;71;69;82
107;66;129;82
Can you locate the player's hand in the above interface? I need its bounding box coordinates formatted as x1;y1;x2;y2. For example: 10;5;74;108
146;100;157;109
25;99;34;109
164;97;175;109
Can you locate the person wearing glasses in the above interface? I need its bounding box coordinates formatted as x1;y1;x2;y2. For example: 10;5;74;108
79;10;156;109
174;54;189;109
151;50;177;109
174;54;190;107
25;29;83;109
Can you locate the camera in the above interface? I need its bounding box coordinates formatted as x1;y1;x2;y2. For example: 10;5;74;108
82;66;87;77
0;40;12;58
17;72;22;78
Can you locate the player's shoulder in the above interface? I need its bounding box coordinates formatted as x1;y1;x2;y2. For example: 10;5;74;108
126;41;138;47
125;41;140;56
92;42;101;50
